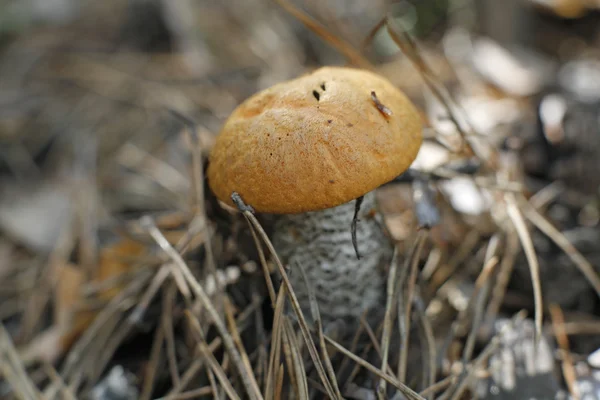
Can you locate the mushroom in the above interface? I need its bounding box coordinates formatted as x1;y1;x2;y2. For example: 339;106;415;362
208;66;422;327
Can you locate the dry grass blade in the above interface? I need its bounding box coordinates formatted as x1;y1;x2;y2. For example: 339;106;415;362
274;363;285;400
335;316;366;382
523;200;600;299
398;229;428;384
234;204;337;398
116;142;190;202
560;321;600;335
324;334;425;400
167;110;205;213
164;336;223;400
377;248;399;399
163;284;181;388
0;324;41;400
129;264;170;324
282;319;309;399
265;285;287;399
414;297;436;400
529;181;565;210
273;0;373;69
185;311;242;400
247;222;277;308
550;304;580;400
162;386;213;399
361;17;386;51
41;362;77;400
462;255;498;363
385;16;485;163
141;216;261;400
359;318;389;373
486;234;519;321
280;318;299;397
419;375;455;398
139;318;165;400
89;302;145;385
170;111;223;306
505;194;543;345
223;297;263;400
428;230;480;294
20;227;73;343
296;260;343;399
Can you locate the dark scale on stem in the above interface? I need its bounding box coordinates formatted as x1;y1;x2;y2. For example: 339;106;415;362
351;195;364;259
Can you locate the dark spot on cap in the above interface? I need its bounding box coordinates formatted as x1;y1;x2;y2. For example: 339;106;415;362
347;123;353;127
329;180;335;183
327;119;333;124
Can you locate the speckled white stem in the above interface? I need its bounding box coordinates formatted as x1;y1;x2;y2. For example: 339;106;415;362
272;191;393;327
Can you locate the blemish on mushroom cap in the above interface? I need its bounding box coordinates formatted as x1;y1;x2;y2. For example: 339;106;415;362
207;66;423;214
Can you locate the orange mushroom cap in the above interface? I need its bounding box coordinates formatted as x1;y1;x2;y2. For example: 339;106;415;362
208;66;423;214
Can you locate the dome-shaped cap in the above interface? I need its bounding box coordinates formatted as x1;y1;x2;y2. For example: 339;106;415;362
208;66;423;214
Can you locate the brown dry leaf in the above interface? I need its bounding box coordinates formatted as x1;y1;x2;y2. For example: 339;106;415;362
54;236;148;351
54;263;93;351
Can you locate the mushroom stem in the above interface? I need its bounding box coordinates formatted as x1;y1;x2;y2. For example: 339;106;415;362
272;191;392;327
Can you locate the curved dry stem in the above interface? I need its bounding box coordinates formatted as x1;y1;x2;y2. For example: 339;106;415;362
505;194;543;346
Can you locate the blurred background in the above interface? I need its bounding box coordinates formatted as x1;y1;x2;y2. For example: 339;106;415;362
1;0;600;399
